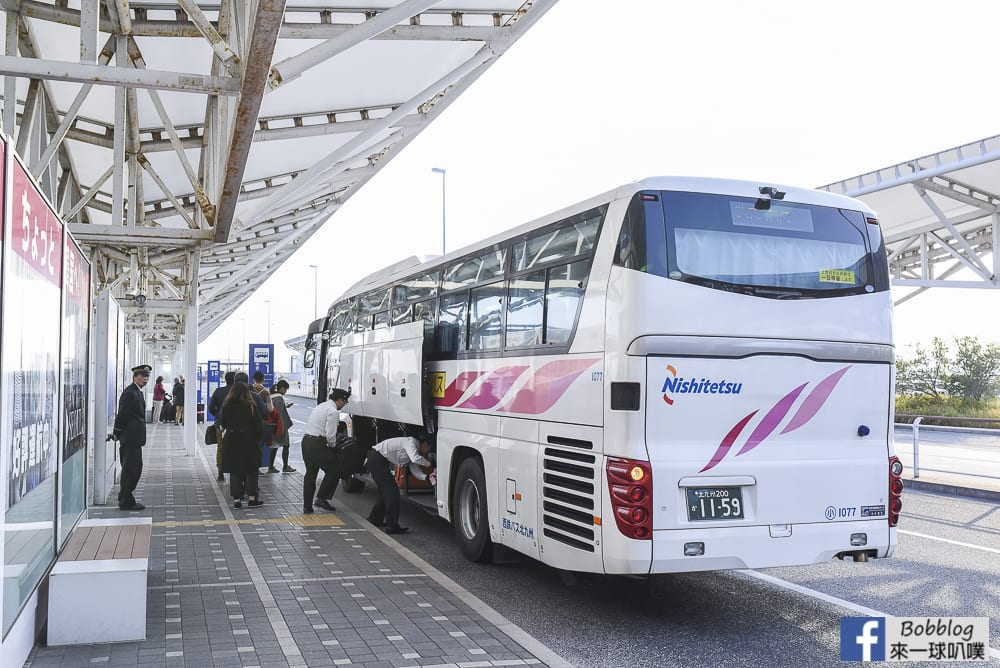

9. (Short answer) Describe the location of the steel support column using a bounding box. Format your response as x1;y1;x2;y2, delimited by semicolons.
182;254;200;457
92;286;113;504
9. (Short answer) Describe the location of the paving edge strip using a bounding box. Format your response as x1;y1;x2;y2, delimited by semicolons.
193;442;306;665
335;503;574;668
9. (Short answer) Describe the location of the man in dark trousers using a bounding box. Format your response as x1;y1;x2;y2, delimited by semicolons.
208;371;235;481
365;433;434;534
300;389;350;514
114;364;151;510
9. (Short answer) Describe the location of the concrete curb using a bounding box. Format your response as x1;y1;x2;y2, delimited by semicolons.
904;478;1000;503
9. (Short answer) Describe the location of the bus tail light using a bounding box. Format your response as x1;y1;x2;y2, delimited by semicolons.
888;456;903;527
607;457;652;540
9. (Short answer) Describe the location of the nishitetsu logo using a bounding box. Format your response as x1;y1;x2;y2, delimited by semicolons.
661;364;743;406
699;366;851;472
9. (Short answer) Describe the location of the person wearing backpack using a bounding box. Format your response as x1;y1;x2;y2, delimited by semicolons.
300;389;350;514
208;371;235;481
259;389;283;472
268;379;296;473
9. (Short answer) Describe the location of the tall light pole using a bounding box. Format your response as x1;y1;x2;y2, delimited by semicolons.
309;264;318;319
264;300;271;344
431;167;446;255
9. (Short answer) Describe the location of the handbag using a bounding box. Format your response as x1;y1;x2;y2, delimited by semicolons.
205;424;219;445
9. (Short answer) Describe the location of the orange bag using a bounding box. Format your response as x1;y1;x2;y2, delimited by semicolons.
395;463;434;491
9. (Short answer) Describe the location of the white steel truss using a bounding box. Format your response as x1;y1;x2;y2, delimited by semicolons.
0;0;557;356
820;134;1000;305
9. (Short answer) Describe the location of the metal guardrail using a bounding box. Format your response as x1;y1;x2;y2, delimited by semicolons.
895;414;1000;427
896;415;1000;482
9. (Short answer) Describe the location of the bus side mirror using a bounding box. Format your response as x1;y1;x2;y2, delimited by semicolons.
303;349;315;369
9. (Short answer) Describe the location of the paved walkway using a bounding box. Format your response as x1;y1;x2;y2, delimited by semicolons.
26;424;565;668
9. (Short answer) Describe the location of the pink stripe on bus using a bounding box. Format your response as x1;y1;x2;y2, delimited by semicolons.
498;358;600;415
457;366;530;409
434;371;485;407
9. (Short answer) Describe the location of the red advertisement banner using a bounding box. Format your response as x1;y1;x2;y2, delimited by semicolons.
64;233;90;308
11;156;62;287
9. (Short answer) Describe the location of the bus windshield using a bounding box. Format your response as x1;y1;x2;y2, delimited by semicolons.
616;190;888;298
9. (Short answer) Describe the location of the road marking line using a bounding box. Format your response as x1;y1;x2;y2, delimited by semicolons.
899;529;1000;554
740;570;1000;660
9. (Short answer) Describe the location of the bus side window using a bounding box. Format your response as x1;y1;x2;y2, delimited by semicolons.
615;192;667;277
469;282;503;351
546;260;587;345
392;305;413;325
506;270;544;348
437;291;468;354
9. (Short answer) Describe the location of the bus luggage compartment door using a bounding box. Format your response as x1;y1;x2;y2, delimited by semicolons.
349;322;425;424
645;354;891;535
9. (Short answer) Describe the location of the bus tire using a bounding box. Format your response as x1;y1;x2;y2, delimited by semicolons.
453;458;493;563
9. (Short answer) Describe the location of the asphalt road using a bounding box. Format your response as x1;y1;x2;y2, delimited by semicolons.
283;401;1000;667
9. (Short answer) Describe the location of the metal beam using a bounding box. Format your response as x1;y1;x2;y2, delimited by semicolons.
0;54;240;95
268;0;443;89
176;0;241;75
203;201;337;302
213;0;287;243
18;1;511;41
242;46;495;229
67;224;213;245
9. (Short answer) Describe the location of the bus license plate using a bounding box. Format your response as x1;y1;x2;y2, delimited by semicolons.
686;487;744;521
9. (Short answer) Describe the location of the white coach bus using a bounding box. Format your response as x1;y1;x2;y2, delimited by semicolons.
303;176;902;574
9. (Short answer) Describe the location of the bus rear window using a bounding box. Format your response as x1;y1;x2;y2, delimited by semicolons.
615;190;889;298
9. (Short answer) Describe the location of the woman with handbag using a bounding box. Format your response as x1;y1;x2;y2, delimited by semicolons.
151;376;166;423
268;380;295;473
259;389;283;473
218;381;265;508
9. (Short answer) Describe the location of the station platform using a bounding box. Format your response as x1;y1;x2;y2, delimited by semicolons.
25;424;563;668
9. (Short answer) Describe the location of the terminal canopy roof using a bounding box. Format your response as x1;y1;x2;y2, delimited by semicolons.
820;134;1000;305
0;0;556;357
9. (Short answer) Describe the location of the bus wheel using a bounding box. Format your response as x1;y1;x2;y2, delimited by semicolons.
453;458;493;563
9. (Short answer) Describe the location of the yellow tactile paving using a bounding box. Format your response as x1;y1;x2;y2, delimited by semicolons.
284;513;346;527
153;518;288;527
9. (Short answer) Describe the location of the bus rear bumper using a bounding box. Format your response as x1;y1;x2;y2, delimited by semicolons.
649;519;893;573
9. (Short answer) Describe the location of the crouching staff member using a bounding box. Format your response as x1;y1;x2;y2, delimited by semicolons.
365;433;434;534
301;388;350;514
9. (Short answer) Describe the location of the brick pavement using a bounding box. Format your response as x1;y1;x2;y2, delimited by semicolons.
25;424;564;668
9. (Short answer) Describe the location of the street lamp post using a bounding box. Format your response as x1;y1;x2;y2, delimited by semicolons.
309;264;318;319
431;167;446;255
264;300;271;344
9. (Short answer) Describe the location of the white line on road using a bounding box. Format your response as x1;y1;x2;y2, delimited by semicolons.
740;570;1000;661
899;529;1000;554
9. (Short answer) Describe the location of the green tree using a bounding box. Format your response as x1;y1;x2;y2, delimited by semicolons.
896;337;950;398
949;336;1000;401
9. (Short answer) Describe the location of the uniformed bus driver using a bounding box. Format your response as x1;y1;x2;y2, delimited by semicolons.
300;388;351;514
113;364;151;511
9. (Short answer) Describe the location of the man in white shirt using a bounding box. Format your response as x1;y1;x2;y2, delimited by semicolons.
300;388;350;514
365;433;434;534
